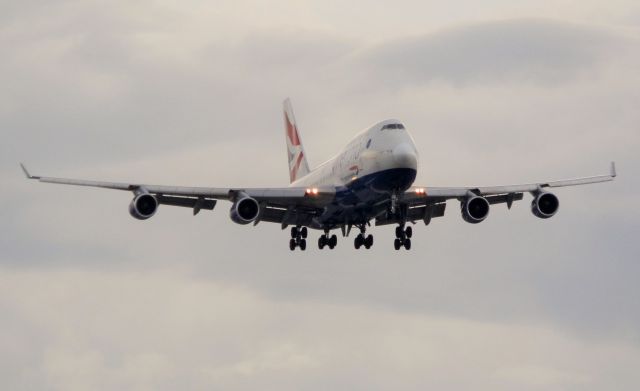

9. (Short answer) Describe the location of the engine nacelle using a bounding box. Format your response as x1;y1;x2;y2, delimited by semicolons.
531;192;559;219
461;196;490;224
230;196;260;225
129;193;158;220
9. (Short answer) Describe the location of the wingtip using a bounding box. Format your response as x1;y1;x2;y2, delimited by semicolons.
610;161;617;178
20;163;39;179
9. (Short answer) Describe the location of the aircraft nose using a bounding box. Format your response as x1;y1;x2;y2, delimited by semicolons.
392;143;418;169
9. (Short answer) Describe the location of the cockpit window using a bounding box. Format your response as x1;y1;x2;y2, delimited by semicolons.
366;139;372;148
381;123;405;130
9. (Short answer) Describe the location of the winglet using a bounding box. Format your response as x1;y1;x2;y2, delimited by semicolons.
20;163;40;179
610;161;617;178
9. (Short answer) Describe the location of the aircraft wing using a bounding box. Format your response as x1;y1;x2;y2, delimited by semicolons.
20;164;334;226
390;162;616;225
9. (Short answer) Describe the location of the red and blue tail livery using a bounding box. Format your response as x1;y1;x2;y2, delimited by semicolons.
284;98;310;183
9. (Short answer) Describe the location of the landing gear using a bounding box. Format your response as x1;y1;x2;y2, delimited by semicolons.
291;226;307;239
289;226;308;251
395;225;412;239
354;235;363;249
353;226;374;249
318;230;337;250
394;224;412;251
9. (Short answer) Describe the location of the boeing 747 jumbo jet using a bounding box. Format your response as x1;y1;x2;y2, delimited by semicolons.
22;99;616;251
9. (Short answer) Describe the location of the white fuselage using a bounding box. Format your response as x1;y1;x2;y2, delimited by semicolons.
290;119;419;191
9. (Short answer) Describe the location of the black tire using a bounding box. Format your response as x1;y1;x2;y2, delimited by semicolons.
404;238;411;250
405;226;412;239
394;238;401;250
289;238;296;251
395;226;403;238
301;227;308;239
330;235;337;249
354;235;362;249
318;236;325;249
365;234;373;249
291;227;298;238
300;239;307;251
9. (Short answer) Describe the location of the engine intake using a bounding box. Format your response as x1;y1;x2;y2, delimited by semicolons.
461;196;490;224
230;196;260;224
129;193;158;220
531;192;559;219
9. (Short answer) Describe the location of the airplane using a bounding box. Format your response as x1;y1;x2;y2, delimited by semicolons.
21;99;617;251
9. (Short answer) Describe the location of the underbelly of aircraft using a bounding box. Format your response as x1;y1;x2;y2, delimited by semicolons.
314;168;417;227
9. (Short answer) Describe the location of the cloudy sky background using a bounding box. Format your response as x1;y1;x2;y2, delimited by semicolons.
2;1;640;389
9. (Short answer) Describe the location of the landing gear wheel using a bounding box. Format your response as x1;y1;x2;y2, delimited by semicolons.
395;226;403;239
289;238;296;251
405;226;412;239
299;239;307;251
403;238;411;250
394;238;402;250
329;235;337;249
290;227;299;239
354;234;364;249
301;227;308;239
318;236;325;249
364;234;373;249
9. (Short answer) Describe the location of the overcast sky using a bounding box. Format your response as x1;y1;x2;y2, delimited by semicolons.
2;1;640;390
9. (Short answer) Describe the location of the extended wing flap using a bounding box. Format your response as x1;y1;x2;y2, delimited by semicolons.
414;162;616;200
376;202;447;226
21;165;335;212
156;195;216;213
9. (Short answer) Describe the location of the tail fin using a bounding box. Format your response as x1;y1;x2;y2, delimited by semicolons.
283;98;310;183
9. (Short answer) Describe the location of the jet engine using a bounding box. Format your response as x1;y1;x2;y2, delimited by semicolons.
461;195;490;224
531;192;559;219
230;196;260;225
129;193;158;220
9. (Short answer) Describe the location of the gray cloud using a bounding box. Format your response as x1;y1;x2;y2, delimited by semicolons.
2;2;640;390
1;268;639;390
356;19;634;87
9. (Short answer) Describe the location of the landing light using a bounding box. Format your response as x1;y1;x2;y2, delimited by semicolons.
415;188;426;195
305;188;319;196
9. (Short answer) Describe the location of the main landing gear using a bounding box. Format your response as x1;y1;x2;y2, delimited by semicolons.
354;226;374;250
289;226;308;251
318;230;338;250
394;225;412;250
